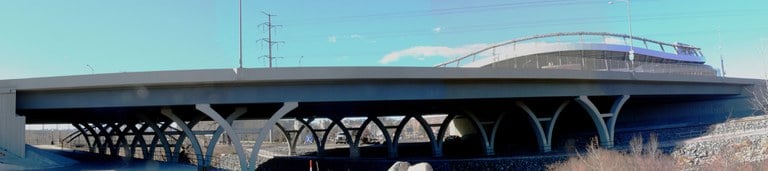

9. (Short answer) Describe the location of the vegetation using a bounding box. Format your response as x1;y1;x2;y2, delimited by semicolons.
548;134;676;171
750;79;768;115
548;134;768;171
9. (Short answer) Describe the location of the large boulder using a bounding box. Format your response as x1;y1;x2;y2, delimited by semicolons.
388;161;433;171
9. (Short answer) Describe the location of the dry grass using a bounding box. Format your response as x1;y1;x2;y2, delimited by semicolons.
548;134;677;171
750;79;768;115
548;133;768;171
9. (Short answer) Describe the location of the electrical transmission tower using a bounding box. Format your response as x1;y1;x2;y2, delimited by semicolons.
259;12;283;68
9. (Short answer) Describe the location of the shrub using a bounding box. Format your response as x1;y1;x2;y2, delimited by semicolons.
548;135;677;171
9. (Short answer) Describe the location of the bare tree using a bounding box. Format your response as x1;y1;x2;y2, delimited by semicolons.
749;78;768;115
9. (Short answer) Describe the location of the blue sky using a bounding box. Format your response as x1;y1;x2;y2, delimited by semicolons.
1;0;767;79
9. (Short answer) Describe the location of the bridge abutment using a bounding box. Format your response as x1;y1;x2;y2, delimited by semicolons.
0;89;25;158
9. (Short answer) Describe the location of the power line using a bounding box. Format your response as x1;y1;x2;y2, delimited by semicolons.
284;0;590;26
259;12;284;68
285;8;764;41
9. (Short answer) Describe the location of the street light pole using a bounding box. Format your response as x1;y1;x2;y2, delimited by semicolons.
238;0;243;69
610;0;634;72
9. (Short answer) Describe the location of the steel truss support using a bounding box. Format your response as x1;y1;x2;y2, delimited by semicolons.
295;118;324;156
89;123;112;155
62;131;81;144
461;111;504;156
434;114;456;157
107;123;130;157
196;105;248;169
126;123;150;159
160;108;205;167
97;123;120;156
92;123;117;156
412;115;439;156
390;115;411;158
390;114;442;157
274;121;305;156
351;116;392;158
326;117;356;157
138;115;173;161
247;102;298;171
574;95;630;148
164;111;205;163
516;100;570;152
316;117;348;156
72;123;94;153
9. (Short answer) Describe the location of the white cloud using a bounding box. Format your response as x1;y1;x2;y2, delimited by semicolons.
328;36;337;43
378;44;490;64
433;27;442;33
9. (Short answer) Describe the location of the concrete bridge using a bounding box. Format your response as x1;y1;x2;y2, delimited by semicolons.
0;67;761;170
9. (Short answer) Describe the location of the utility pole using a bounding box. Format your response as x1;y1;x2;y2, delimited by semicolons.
238;0;243;69
259;12;283;68
718;27;726;77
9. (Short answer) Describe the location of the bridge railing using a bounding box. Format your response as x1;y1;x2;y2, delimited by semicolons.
435;32;705;70
478;54;717;77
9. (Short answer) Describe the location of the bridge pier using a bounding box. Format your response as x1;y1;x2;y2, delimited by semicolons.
326;117;357;158
295;117;325;156
391;115;411;157
574;95;630;148
247;102;298;171
71;123;94;153
126;123;149;159
138;116;173;161
0;89;25;158
91;123;118;156
196;105;248;168
274;121;305;156
107;123;130;157
516;100;570;152
160;108;205;166
434;114;456;157
351;116;393;158
81;123;107;155
460;111;504;156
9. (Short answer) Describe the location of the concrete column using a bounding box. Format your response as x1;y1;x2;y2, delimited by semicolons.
289;125;305;156
126;124;149;159
412;115;439;157
165;113;204;163
462;111;494;156
367;117;394;158
93;123;119;156
108;123;130;157
72;123;94;153
326;117;356;158
488;113;506;154
574;95;630;148
295;118;323;156
247;102;298;171
516;101;570;152
196;105;247;168
160;108;205;167
90;123;113;155
139;116;173;161
0;89;25;158
274;123;301;155
434;114;456;157
391;115;412;158
319;121;337;156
